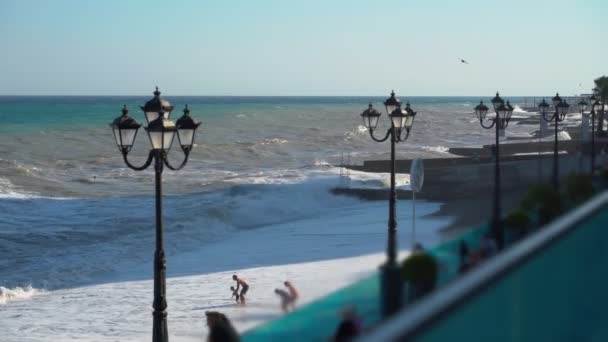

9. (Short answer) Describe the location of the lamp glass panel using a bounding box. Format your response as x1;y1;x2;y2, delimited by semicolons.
391;115;404;128
579;103;588;113
498;109;508;120
368;115;380;130
404;115;415;128
148;131;163;150
177;128;195;147
112;127;122;147
385;105;396;115
146;112;161;123
163;131;176;150
120;128;137;147
595;103;603;112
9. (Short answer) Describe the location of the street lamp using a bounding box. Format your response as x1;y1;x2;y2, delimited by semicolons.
474;92;513;249
360;90;417;317
579;98;595;174
539;93;569;188
110;87;201;342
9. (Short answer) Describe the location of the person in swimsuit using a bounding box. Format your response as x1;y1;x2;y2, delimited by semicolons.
232;275;249;305
283;281;299;310
274;288;292;313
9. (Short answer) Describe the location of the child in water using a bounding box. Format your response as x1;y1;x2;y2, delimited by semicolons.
230;286;240;303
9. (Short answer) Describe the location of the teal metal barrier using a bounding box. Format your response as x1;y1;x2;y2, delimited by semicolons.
362;191;608;341
243;223;489;341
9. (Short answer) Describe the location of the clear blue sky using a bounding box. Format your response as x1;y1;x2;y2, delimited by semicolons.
0;0;606;96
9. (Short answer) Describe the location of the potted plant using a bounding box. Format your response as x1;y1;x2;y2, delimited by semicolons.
563;173;595;208
401;252;438;303
521;184;561;226
504;209;531;242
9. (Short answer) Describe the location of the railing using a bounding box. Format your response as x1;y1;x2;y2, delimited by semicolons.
520;96;586;113
359;191;608;341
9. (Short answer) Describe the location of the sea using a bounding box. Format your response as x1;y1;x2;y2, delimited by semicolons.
0;95;541;298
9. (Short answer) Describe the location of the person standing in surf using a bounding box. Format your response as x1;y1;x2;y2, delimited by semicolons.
274;288;292;313
283;281;299;310
232;275;249;305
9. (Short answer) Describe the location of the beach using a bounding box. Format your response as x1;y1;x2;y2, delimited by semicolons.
0;179;450;341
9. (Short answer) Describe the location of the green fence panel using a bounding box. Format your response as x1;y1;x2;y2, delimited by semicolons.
417;209;608;342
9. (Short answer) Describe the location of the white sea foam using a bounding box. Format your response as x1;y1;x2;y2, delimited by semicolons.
421;145;450;154
513;105;529;113
0;285;43;305
0;177;39;199
0;192;449;341
343;170;411;189
259;138;288;145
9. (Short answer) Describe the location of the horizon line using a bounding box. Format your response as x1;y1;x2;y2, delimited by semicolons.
0;94;587;98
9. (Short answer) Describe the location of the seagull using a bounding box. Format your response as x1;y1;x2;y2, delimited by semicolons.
458;58;469;64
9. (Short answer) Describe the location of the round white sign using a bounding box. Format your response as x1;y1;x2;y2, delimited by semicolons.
410;158;424;192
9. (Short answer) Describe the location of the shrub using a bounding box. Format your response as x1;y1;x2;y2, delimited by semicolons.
505;209;531;240
563;174;595;207
401;252;438;300
521;184;561;225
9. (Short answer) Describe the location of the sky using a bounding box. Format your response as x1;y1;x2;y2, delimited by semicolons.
0;0;606;96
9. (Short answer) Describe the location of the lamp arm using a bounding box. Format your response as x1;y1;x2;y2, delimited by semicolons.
163;149;190;171
369;128;391;142
122;150;155;171
396;128;411;142
479;118;496;129
542;111;556;123
500;118;510;130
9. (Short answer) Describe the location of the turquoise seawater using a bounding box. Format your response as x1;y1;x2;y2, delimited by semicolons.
0;94;538;291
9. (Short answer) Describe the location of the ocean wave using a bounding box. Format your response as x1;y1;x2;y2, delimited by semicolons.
421;145;450;154
258;138;288;145
343;125;368;141
0;177;39;199
0;285;43;305
513;105;529;113
0;172;363;289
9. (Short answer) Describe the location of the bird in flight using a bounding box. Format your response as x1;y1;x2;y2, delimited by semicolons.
458;58;469;64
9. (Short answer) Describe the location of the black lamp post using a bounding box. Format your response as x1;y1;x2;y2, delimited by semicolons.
539;93;569;188
360;90;416;317
579;98;595;173
590;94;604;173
110;87;201;342
474;92;513;249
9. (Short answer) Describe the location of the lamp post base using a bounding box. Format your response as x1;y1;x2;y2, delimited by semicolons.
380;262;403;317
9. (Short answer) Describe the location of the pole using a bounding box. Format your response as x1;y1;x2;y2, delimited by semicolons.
152;151;169;342
591;110;596;173
537;119;542;183
380;126;402;317
412;190;416;247
493;118;503;249
553;112;559;188
388;127;397;265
